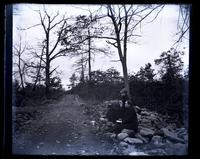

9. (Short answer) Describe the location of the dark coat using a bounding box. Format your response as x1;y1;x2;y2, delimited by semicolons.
106;104;124;122
122;107;138;132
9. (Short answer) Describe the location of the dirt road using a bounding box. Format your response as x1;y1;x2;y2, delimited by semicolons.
13;95;122;155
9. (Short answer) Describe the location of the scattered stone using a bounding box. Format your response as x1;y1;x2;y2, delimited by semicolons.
140;111;149;116
124;137;143;144
150;135;164;148
56;140;61;143
105;132;116;138
135;133;149;143
161;128;185;143
122;145;136;154
119;141;129;148
117;133;129;140
140;127;155;137
176;128;188;140
110;133;117;138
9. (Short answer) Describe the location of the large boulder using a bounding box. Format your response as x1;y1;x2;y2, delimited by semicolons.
134;133;149;143
150;135;164;148
117;132;129;140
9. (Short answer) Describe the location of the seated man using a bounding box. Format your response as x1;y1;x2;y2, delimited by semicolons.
106;101;124;123
120;88;129;107
109;100;138;134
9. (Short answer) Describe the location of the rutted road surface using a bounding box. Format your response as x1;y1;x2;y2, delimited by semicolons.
13;95;123;155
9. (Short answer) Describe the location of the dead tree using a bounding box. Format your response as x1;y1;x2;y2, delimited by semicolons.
22;7;74;97
25;45;46;91
13;35;28;91
96;4;164;97
63;13;111;83
72;52;88;83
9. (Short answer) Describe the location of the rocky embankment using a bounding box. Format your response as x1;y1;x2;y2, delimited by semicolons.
86;100;188;155
12;96;188;155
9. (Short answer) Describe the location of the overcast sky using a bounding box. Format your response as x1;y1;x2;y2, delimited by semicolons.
13;4;189;90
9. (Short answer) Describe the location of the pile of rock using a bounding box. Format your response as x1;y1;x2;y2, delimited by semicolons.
98;100;188;155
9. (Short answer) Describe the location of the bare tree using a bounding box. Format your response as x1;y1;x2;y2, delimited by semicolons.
62;12;111;83
72;52;88;83
13;35;28;91
96;4;164;97
25;45;46;91
22;6;75;96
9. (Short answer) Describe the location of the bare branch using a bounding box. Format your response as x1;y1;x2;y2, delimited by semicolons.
18;23;41;30
90;35;117;41
110;59;120;62
39;10;47;34
50;11;59;23
50;17;68;30
49;20;66;56
131;5;162;30
25;63;46;69
49;48;69;61
172;27;189;47
106;40;118;48
147;5;165;23
49;66;59;76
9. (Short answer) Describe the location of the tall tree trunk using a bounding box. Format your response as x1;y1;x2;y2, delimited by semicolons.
33;49;44;91
81;59;85;83
88;29;91;83
45;32;50;97
46;59;50;97
18;54;24;90
19;70;24;90
121;58;130;97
